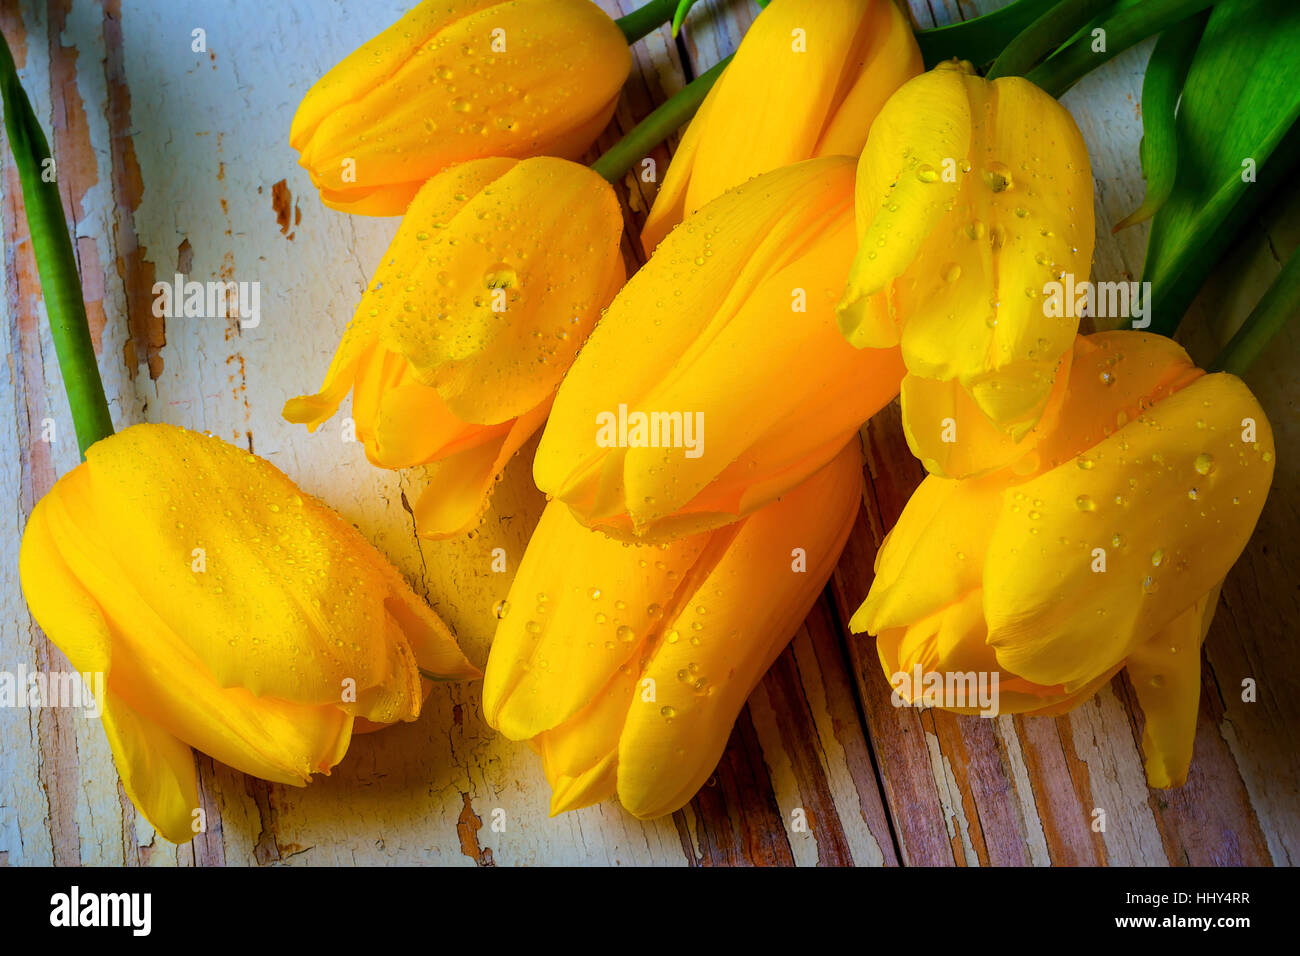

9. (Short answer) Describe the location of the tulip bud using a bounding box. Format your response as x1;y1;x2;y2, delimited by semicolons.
292;0;632;215
853;332;1274;788
284;156;625;538
837;61;1095;480
19;424;477;844
641;0;921;252
485;440;863;818
535;156;904;541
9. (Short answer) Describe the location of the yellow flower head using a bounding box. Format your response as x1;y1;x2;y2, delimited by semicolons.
838;61;1095;479
284;156;625;538
19;424;476;844
485;440;863;818
291;0;631;215
535;156;904;541
852;332;1275;787
641;0;921;252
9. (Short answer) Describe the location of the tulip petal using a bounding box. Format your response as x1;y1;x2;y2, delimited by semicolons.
283;160;518;432
100;693;204;845
483;500;724;740
293;0;631;215
874;589;1122;716
411;397;552;539
838;64;971;347
616;441;863;818
642;0;921;252
900;350;1070;478
985;374;1274;688
1127;583;1220;788
839;63;1094;476
537;157;900;539
374;157;624;425
852;475;997;635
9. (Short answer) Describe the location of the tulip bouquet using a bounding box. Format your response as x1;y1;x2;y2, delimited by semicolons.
5;0;1298;848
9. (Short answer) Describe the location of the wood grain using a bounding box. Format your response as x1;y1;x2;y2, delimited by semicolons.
0;0;1295;866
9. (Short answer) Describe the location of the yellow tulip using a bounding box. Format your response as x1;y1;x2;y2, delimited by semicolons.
485;440;863;818
837;60;1095;480
284;156;625;538
18;424;477;844
291;0;631;215
852;331;1275;787
534;156;905;541
641;0;921;252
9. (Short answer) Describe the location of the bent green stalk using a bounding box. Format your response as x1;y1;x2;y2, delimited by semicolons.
617;0;686;44
590;55;731;183
986;0;1115;80
1027;0;1220;98
1210;245;1300;376
915;0;1061;68
0;31;113;458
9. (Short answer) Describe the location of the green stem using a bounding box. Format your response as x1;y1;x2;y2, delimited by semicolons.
987;0;1116;80
616;0;678;44
0;31;113;458
1210;244;1300;376
1027;0;1220;98
915;0;1062;68
590;55;731;183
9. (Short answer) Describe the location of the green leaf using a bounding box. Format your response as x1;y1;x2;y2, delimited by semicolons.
1140;0;1300;334
987;0;1116;79
1027;0;1218;98
915;0;1063;69
1113;10;1209;231
0;30;114;456
1211;241;1300;375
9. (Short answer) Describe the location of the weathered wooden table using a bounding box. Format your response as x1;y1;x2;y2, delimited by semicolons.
1;0;1296;866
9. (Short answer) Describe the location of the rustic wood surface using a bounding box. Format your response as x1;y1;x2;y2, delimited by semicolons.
1;0;1296;867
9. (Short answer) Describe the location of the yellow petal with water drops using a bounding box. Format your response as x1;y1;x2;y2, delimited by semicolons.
851;474;998;636
282;158;518;433
292;0;631;216
19;424;476;841
1029;331;1203;470
370;382;510;470
899;76;1092;395
642;0;921;253
88;425;471;703
20;495;201;845
899;351;1070;479
638;87;714;255
839;64;1094;475
375;157;624;426
985;373;1274;689
619;196;858;531
411;398;552;539
838;62;971;348
534;664;639;799
537;157;894;540
874;589;1121;717
483;500;723;741
1127;583;1220;788
615;441;863;819
27;465;353;789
